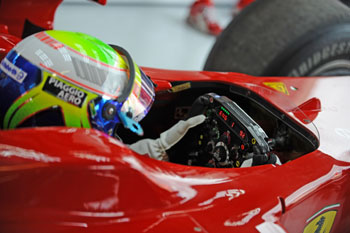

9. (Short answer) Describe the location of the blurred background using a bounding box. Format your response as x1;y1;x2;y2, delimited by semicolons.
54;0;236;70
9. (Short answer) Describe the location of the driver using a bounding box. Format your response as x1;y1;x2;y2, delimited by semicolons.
0;30;205;160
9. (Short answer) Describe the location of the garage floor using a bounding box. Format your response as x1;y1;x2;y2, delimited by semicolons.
54;1;234;70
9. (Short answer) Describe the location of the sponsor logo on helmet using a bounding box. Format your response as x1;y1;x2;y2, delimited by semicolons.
35;32;64;50
43;76;87;108
0;58;28;83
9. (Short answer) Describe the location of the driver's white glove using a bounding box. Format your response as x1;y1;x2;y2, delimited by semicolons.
129;115;206;160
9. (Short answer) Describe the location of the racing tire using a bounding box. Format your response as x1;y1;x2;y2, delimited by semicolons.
204;0;350;76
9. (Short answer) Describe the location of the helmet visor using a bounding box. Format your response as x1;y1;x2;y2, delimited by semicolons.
121;67;155;122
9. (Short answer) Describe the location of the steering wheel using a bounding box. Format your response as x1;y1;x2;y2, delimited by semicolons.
168;93;274;168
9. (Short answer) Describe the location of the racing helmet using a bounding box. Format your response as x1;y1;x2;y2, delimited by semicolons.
0;30;155;136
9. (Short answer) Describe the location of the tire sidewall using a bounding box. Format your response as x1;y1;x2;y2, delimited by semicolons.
271;23;350;76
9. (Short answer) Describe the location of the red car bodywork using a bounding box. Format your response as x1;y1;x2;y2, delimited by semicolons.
0;1;349;233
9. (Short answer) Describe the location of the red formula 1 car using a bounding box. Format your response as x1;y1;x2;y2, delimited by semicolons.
0;0;350;233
